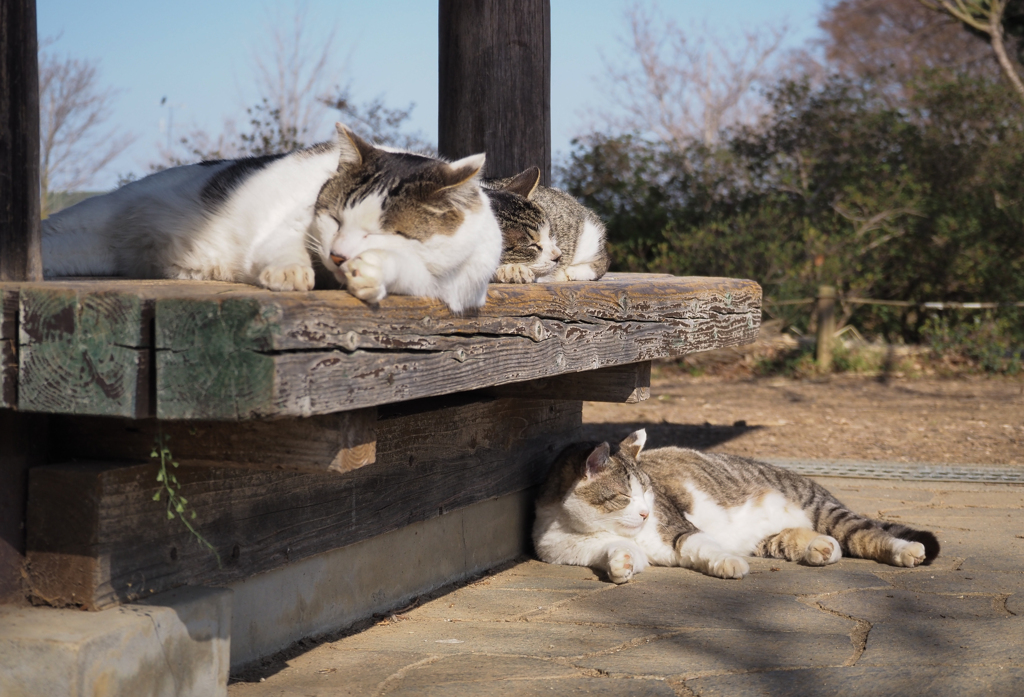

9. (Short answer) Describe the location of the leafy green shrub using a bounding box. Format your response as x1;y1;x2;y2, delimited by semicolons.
921;313;1024;374
559;71;1024;344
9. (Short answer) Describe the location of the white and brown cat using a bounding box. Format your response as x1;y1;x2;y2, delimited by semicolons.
42;124;502;312
534;430;940;583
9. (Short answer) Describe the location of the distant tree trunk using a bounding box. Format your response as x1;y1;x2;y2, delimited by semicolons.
0;0;43;281
919;0;1024;104
438;0;551;185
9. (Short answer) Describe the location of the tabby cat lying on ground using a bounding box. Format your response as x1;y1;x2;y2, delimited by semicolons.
534;430;940;583
484;167;609;283
42;123;502;312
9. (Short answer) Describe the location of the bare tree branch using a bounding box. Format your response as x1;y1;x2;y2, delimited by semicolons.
38;50;135;215
919;0;1024;102
251;1;341;142
594;2;790;148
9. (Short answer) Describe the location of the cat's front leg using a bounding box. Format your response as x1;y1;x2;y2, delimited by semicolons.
341;251;390;303
605;542;648;584
493;263;535;284
258;264;316;292
677;532;749;580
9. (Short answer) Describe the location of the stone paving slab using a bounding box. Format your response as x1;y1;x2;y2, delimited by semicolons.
687;665;1024;697
228;476;1024;696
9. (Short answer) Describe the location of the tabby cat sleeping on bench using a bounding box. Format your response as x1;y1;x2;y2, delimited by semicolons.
534;429;939;583
485;167;610;284
42;123;502;313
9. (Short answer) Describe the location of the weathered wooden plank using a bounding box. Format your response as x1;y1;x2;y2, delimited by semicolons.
157;308;757;419
0;0;43;283
1;288;18;408
439;0;551;184
49;407;378;475
2;274;761;419
27;397;582;609
17;285;152;417
485;361;651;403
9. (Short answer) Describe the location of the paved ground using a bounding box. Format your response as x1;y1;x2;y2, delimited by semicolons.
229;476;1024;696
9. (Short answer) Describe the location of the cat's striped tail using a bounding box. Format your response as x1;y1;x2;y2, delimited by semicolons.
820;504;940;567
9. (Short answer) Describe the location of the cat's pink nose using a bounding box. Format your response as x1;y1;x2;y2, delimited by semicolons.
639;509;649;520
329;253;346;267
551;247;562;261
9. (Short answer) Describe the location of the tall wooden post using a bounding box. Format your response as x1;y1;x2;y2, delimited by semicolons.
0;0;43;282
816;285;836;372
438;0;551;185
1;0;44;605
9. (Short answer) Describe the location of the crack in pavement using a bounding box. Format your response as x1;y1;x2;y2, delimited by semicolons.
797;594;873;666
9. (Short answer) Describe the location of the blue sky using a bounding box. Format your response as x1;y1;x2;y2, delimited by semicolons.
38;1;827;189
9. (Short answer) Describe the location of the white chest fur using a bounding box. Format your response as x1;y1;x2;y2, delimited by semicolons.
683;486;814;555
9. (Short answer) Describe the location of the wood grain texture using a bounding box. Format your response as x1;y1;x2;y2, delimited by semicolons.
28;397;582;609
0;0;43;282
485;361;651;403
1;288;17;408
17;285;152;417
49;407;378;474
1;274;761;419
439;0;551;184
154;275;760;419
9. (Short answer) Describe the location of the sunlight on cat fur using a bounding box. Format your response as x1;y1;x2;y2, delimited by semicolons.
533;429;938;583
42;123;502;312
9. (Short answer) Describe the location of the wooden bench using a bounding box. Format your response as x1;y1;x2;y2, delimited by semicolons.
1;273;760;613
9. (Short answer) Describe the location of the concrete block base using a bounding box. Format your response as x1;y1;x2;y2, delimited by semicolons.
229;488;533;668
0;489;532;688
0;585;231;697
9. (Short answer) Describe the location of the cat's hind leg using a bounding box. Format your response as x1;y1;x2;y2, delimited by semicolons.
676;532;749;580
756;528;842;566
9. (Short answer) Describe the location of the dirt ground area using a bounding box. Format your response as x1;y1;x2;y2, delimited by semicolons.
583;369;1024;466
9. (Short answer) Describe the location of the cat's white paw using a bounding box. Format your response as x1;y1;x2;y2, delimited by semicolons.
259;264;315;292
607;547;638;584
543;268;572;283
493;263;535;284
708;554;749;580
343;252;387;304
804;535;842;566
892;540;927;567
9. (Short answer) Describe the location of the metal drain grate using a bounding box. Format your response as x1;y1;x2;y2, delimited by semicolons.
765;458;1024;484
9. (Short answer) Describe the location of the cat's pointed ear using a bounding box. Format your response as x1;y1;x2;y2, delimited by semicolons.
584;442;611;480
335;122;374;170
499;167;541;199
620;429;647;459
436;153;486;192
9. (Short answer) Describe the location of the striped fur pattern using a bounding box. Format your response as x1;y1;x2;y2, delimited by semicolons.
533;429;939;583
43;123;502;312
484;167;609;283
483;172;559;283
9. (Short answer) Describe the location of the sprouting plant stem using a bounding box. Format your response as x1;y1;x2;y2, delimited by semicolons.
151;431;222;568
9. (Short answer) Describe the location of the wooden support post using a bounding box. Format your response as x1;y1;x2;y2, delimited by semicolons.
816;285;836;372
0;0;43;282
438;0;551;184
